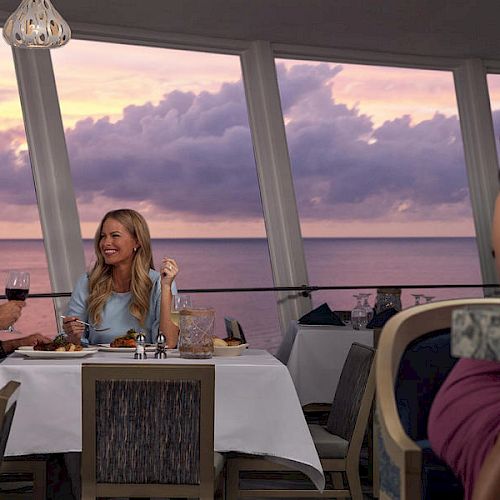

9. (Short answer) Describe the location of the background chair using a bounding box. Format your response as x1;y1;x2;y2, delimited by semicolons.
376;297;500;500
81;363;223;500
227;342;375;499
0;380;47;500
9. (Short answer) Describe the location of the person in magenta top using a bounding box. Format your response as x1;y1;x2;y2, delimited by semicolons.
428;193;500;500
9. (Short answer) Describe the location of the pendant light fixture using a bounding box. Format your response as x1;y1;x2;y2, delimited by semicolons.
3;0;71;49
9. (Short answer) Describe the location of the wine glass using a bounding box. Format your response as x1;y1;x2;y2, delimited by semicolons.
351;294;367;330
170;294;192;327
359;293;374;323
4;271;30;332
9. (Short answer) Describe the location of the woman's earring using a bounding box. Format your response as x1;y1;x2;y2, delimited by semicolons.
133;247;137;252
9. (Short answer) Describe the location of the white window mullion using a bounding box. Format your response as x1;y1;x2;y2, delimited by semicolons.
241;41;311;334
454;59;499;292
12;47;85;319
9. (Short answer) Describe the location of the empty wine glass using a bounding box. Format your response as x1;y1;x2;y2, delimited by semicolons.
4;271;30;333
359;293;374;323
351;294;367;330
170;294;192;327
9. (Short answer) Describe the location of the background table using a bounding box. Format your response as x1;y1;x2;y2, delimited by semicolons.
286;323;373;405
0;348;324;490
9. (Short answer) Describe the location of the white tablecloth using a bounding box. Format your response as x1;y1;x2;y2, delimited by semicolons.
287;323;373;405
0;348;324;490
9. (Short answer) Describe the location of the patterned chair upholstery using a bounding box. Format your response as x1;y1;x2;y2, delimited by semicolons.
376;298;500;500
81;363;220;499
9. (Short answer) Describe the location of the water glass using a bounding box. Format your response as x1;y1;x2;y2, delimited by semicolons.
170;294;192;327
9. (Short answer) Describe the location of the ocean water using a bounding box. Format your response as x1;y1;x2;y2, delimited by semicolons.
0;238;484;353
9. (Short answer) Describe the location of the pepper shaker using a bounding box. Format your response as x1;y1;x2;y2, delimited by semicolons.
155;331;167;359
134;332;147;359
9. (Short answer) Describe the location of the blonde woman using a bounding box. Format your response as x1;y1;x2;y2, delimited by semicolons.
63;209;179;347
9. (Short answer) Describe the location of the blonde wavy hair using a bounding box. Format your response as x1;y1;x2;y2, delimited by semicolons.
87;209;155;327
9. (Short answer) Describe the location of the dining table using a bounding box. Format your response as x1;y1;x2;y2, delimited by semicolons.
286;322;374;405
0;347;325;491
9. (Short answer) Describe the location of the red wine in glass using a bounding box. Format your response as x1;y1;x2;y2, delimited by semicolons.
4;271;30;332
5;288;29;301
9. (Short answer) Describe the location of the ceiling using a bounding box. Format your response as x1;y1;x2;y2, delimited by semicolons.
0;0;499;61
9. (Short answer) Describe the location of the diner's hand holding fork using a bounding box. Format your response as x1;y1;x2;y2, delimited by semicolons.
62;315;86;343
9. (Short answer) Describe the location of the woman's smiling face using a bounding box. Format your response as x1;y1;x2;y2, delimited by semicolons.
99;217;138;268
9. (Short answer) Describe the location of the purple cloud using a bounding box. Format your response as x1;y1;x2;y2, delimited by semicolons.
0;62;478;225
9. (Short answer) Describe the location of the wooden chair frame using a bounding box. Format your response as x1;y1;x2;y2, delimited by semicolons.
0;380;47;500
226;347;375;499
376;297;500;500
81;363;215;499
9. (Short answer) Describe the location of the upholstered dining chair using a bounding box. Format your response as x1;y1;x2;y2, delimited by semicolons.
376;298;500;500
226;342;375;500
0;380;47;500
81;363;223;500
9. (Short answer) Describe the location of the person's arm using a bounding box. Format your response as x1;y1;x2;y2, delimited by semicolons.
63;274;89;342
159;258;179;348
492;193;500;280
0;301;25;330
0;333;52;357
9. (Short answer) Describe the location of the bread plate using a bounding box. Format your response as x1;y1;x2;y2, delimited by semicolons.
213;343;249;357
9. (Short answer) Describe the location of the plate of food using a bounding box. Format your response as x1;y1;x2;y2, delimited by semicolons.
15;346;98;358
15;335;97;358
97;344;157;352
97;329;157;352
213;337;249;356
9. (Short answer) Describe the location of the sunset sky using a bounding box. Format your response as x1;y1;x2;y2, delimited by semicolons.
1;38;500;239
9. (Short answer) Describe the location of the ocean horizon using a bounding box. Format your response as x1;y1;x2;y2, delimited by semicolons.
0;236;484;352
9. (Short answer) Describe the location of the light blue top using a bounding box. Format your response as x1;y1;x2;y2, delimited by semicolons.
66;269;177;344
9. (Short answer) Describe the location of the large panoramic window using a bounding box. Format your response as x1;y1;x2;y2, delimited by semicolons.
276;60;481;311
52;41;281;350
0;37;56;335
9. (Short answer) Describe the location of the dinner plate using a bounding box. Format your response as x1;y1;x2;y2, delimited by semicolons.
15;347;98;358
213;343;249;356
97;344;158;352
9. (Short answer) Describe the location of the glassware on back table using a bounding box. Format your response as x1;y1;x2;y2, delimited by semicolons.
351;295;367;330
359;293;374;323
178;307;215;359
170;294;192;327
4;271;30;333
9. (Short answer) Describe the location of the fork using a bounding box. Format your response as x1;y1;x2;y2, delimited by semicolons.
60;315;110;332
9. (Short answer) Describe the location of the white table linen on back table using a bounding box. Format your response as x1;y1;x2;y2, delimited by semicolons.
0;349;324;491
287;323;373;405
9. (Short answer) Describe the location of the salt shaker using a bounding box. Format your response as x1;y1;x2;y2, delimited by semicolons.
134;332;147;359
155;331;167;359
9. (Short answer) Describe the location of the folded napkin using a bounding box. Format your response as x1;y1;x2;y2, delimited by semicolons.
299;303;345;326
366;307;399;329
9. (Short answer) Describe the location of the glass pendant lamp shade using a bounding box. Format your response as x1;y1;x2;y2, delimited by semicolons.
3;0;71;49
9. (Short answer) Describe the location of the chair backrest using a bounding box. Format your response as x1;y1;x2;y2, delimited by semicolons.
395;328;457;440
376;298;500;500
81;363;215;499
326;342;375;442
0;381;20;461
275;320;299;364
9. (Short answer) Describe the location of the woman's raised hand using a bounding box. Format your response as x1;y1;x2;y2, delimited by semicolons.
62;316;85;338
161;257;178;286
